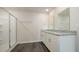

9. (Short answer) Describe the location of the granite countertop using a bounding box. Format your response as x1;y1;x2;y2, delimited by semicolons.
41;30;76;36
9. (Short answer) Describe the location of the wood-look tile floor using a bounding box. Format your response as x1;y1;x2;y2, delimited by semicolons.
11;42;50;52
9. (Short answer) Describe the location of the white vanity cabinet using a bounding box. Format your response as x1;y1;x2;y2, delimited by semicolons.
46;33;58;52
41;32;48;46
49;34;59;52
41;31;76;52
42;32;58;52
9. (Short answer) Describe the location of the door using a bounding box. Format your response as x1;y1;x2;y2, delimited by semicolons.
9;15;16;47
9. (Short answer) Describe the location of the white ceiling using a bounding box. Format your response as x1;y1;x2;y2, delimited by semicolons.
5;7;55;13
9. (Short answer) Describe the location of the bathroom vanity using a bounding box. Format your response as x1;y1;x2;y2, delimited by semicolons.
41;30;76;52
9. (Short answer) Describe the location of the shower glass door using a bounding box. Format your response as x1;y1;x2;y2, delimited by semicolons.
9;15;17;47
0;8;17;52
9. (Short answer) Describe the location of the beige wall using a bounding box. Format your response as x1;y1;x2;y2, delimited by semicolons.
70;7;79;51
5;8;48;43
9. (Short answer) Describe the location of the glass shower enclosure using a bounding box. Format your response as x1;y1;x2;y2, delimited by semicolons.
0;8;17;52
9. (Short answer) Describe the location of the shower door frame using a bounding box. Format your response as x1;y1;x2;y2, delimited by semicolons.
9;13;17;48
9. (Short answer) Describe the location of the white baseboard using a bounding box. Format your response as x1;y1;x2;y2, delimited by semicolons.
18;40;42;44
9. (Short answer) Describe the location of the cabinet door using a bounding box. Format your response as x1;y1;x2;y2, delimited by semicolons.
42;32;48;46
0;8;9;51
59;36;75;52
46;34;51;50
41;32;49;49
45;33;49;47
41;32;45;43
9;15;16;47
49;34;58;52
